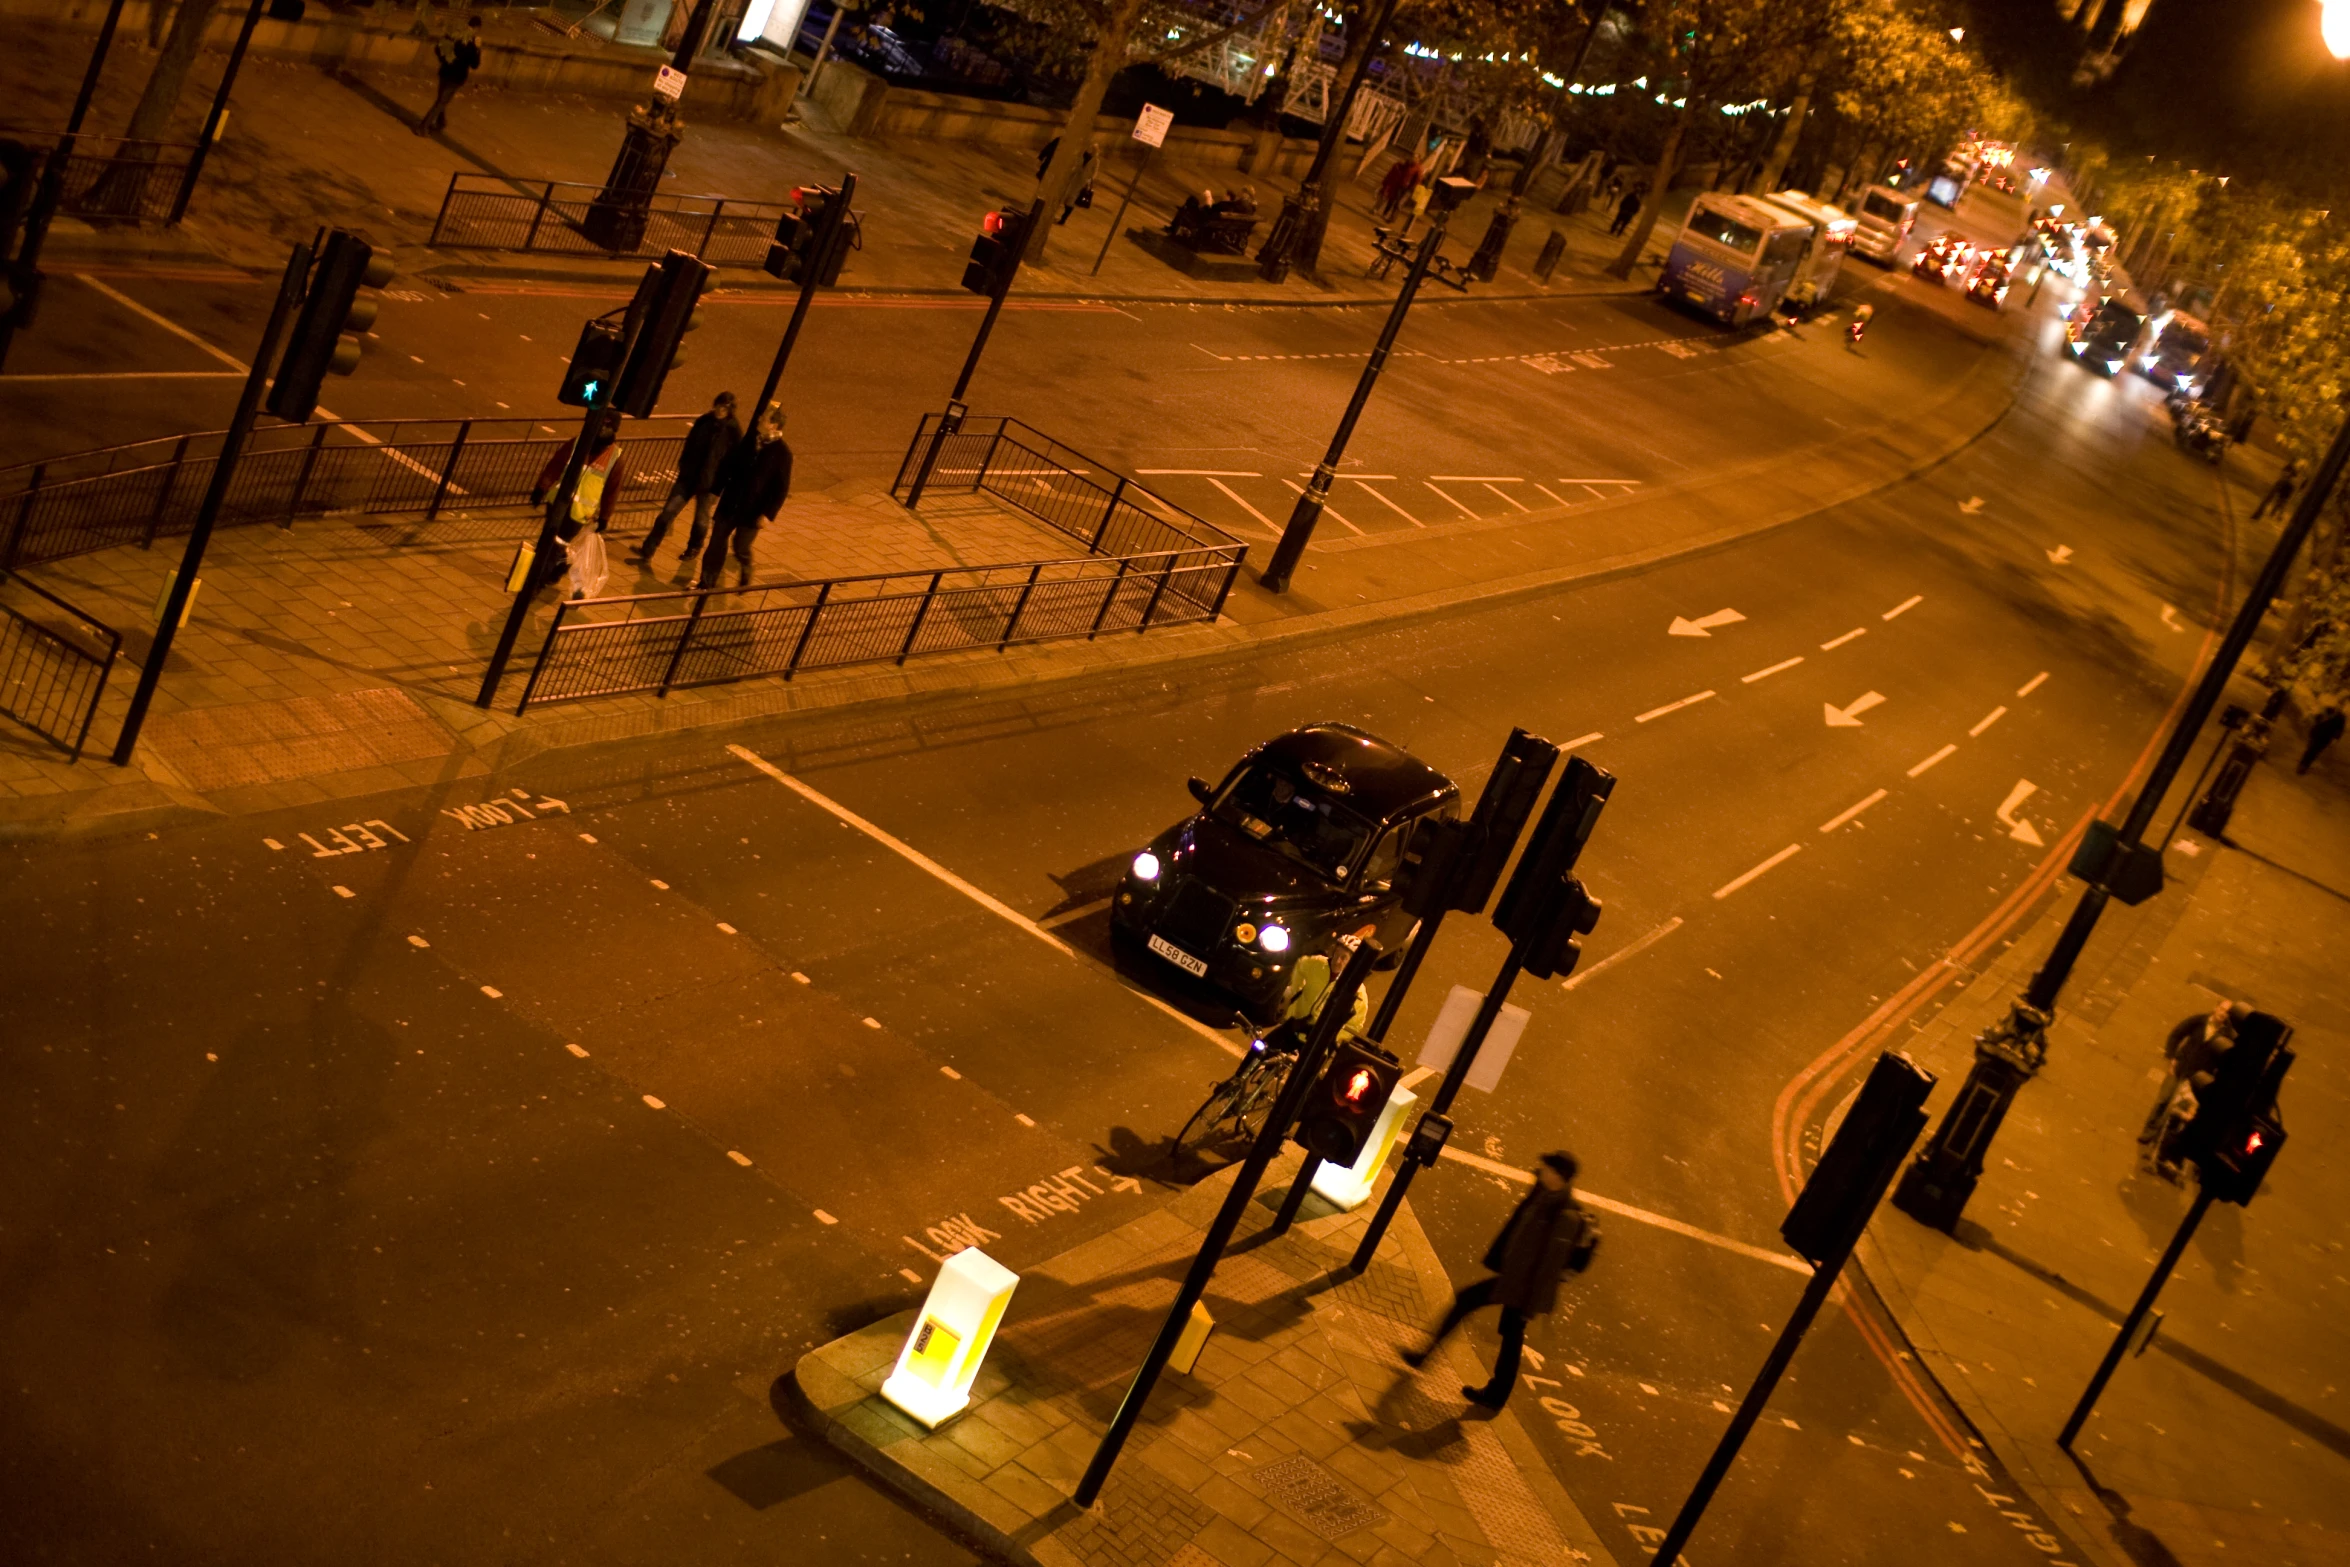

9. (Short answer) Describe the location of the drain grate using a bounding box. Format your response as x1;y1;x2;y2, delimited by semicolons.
1250;1454;1387;1540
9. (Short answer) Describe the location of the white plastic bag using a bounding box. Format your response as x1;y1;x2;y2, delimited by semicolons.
565;528;609;600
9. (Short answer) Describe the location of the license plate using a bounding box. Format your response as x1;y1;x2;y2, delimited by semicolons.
1148;934;1208;977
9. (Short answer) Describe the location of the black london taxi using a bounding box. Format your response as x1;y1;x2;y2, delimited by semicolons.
1112;723;1459;1019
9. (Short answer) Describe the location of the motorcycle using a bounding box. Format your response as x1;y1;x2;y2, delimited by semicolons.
2173;404;2228;465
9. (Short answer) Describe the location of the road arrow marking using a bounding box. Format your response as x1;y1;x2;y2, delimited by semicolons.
1996;779;2044;846
1670;608;1747;637
2047;545;2073;564
1824;691;1887;727
1959;497;1985;514
2160;603;2187;632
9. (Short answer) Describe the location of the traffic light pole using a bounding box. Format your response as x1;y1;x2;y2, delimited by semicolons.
904;198;1044;510
1650;1114;1914;1567
1260;203;1458;593
1266;899;1451;1236
112;240;308;766
0;0;127;373
475;403;602;709
1893;404;2350;1233
1074;939;1381;1508
1348;948;1525;1273
166;0;266;226
2056;1186;2212;1451
750;171;857;430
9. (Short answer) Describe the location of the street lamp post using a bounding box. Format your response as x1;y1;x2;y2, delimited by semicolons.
1259;176;1473;593
1892;404;2350;1231
584;0;724;254
1255;0;1401;283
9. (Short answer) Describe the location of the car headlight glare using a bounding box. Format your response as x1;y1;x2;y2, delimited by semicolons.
1259;924;1291;954
1131;851;1160;882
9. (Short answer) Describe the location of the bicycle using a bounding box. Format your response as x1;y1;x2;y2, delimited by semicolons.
1174;1018;1303;1158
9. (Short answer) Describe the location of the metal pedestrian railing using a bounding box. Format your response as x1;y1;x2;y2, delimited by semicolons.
427;172;793;265
0;572;120;761
0;130;202;226
518;416;1248;711
0;414;695;571
516;547;1245;712
890;414;1243;561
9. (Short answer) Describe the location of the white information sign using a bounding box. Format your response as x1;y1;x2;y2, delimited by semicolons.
1416;983;1530;1094
881;1247;1019;1429
653;64;689;101
1133;104;1174;148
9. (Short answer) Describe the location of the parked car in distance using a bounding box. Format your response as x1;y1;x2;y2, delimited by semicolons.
1112;723;1459;1019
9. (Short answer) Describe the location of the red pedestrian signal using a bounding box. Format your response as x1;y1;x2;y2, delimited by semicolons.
1296;1039;1400;1166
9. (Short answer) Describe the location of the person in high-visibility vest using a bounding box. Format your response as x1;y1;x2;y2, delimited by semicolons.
529;413;627;589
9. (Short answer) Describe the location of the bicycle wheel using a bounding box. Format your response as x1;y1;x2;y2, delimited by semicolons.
1175;1075;1246;1155
1226;1051;1296;1141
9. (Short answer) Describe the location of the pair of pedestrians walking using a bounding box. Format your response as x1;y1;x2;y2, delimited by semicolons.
1404;1151;1597;1410
628;393;794;588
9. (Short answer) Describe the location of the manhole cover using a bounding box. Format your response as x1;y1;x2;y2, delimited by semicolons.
145;687;453;790
1250;1454;1387;1540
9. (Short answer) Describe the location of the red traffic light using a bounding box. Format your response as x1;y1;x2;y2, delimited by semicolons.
2244;1128;2266;1155
1340;1066;1375;1105
982;209;1010;237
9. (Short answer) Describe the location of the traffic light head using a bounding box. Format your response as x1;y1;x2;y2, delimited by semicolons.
1296;1040;1401;1166
266;230;394;423
611;249;712;418
1495;756;1613;949
961;207;1030;297
1450;728;1560;915
1516;875;1602;981
558;314;627;408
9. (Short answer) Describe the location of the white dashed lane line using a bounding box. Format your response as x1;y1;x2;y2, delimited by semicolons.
1713;843;1803;900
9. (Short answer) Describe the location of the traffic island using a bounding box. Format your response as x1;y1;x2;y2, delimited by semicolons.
789;1149;1618;1567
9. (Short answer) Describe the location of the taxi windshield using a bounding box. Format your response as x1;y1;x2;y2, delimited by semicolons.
1213;764;1377;882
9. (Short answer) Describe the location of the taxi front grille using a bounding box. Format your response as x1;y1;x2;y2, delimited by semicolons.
1158;879;1234;953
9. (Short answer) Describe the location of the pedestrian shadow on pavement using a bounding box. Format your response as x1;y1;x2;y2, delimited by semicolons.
327;69;538;193
2060;1446;2191;1567
1955;1218;2350;1464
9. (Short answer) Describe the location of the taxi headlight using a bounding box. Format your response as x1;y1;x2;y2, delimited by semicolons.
1259;924;1291;954
1131;851;1160;882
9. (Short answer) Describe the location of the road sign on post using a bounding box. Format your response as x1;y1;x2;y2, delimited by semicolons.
1092;105;1172;277
1652;1052;1934;1567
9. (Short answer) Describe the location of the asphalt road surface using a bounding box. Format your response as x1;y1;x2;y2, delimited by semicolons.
0;203;2256;1564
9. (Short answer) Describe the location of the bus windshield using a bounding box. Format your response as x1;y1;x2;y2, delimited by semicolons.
1685;206;1763;257
1862;192;1909;223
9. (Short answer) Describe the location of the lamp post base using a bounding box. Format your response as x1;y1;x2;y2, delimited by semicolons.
585;103;683;254
1891;1002;2048;1232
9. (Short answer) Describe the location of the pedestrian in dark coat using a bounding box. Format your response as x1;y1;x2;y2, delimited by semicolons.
2301;706;2346;774
417;15;483;136
1609;189;1642;236
697;406;792;589
2139;1002;2243;1148
634;391;739;563
2253;458;2302;520
1405;1151;1594;1409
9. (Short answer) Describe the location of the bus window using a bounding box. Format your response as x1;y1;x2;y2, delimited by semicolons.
1764;228;1810;266
1686;207;1763;257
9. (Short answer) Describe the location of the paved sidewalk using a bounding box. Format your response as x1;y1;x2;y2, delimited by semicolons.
1857;732;2350;1566
4;14;1676;305
791;1146;1618;1567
